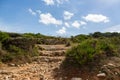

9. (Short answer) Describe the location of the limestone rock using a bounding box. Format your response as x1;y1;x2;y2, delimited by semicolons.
71;77;82;80
97;73;106;78
22;77;30;80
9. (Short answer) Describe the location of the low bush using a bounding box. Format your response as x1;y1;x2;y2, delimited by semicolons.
0;45;38;63
2;38;37;51
66;39;116;65
0;31;10;42
0;38;38;64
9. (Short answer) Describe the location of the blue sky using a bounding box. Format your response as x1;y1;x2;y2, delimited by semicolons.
0;0;120;37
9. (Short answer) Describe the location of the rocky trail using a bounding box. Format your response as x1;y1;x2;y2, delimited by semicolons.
0;45;69;80
0;45;120;80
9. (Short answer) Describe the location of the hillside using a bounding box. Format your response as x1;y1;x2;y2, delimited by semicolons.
0;31;120;80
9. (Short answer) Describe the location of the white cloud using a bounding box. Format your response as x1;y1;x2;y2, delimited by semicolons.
56;0;63;4
36;10;41;14
43;0;54;5
43;0;69;6
64;22;70;27
72;21;87;28
56;27;66;34
56;0;69;4
28;8;36;16
83;14;109;23
80;21;87;25
39;13;62;25
72;21;81;28
104;25;120;32
64;11;74;20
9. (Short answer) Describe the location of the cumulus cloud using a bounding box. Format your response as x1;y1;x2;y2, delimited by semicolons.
104;25;120;32
43;0;69;6
72;21;86;28
83;14;109;23
72;21;81;28
39;13;62;25
43;0;54;5
64;11;74;20
28;8;36;16
56;27;66;34
64;22;70;27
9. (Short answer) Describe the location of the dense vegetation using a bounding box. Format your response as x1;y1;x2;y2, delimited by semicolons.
0;32;38;64
0;31;120;65
66;39;116;65
66;32;120;66
0;31;68;64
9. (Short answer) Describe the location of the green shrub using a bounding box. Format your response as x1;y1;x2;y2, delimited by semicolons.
2;38;37;51
0;31;10;42
1;39;38;63
66;39;116;65
0;45;23;62
1;54;14;62
8;45;23;53
0;42;2;50
0;45;38;63
71;34;88;43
